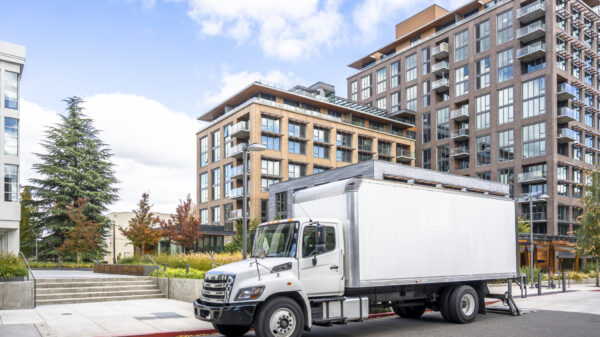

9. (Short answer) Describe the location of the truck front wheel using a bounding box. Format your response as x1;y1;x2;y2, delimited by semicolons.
392;305;426;318
212;324;250;336
255;297;305;337
447;285;479;324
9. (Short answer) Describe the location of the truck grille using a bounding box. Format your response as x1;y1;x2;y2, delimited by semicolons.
201;273;235;304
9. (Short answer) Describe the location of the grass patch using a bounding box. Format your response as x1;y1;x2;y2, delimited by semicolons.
29;261;95;269
149;267;206;279
0;254;29;279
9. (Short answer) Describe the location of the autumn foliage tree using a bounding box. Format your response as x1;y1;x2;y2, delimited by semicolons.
577;169;600;287
120;193;163;256
57;198;102;264
160;195;203;253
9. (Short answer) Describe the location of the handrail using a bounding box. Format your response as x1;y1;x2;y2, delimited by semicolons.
19;251;36;308
144;255;170;299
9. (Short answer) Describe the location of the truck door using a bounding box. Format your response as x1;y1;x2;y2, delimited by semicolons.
298;223;343;296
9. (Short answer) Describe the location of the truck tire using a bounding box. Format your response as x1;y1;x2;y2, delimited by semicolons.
255;297;305;337
447;285;479;324
212;324;250;336
438;287;454;322
393;305;426;318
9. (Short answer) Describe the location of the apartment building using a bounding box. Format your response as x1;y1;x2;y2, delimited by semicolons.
0;41;25;254
347;0;600;271
196;81;416;251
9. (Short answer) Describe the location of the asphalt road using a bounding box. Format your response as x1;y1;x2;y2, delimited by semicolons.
230;310;600;337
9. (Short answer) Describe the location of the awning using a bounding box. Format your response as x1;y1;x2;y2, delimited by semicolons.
557;251;576;259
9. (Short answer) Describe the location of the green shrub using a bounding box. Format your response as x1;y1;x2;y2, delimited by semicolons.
0;254;29;279
519;266;545;283
569;272;588;281
149;267;206;279
28;261;94;269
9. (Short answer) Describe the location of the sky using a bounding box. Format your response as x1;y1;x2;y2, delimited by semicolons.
3;0;464;213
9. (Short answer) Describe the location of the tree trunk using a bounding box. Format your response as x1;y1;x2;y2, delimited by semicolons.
141;243;145;256
76;252;81;265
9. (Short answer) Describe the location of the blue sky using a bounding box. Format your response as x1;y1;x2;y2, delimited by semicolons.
5;0;461;212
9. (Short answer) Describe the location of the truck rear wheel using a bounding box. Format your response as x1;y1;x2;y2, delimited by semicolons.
255;297;305;337
447;285;479;324
212;324;250;336
392;305;426;318
438;287;453;322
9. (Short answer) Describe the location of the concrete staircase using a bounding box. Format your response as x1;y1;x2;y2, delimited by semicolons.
36;277;165;305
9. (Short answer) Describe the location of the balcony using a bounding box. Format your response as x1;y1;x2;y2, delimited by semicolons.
396;149;415;163
231;121;250;139
521;212;547;221
431;61;449;76
451;128;469;141
557;83;576;101
517;21;545;43
227;143;246;159
557;107;578;123
516;1;545;24
451;107;469;121
229;209;248;220
517;171;547;183
450;146;469;158
231;165;247;179
517;41;545;62
557;128;578;143
432;78;449;92
432;42;449;60
388;109;415;119
229;187;244;200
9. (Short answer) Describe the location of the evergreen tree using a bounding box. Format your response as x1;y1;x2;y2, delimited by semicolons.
58;198;102;264
120;193;163;256
19;187;39;257
28;97;118;259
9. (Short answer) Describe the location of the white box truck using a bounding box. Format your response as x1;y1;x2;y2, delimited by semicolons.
194;178;520;337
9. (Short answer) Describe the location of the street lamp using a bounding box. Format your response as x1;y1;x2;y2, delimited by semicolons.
242;142;267;259
521;191;548;288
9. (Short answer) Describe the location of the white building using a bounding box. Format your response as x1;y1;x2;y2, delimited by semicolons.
0;41;25;254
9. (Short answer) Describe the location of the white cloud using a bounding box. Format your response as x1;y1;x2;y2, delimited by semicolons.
184;0;345;61
20;95;200;214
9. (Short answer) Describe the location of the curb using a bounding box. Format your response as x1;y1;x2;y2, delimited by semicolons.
124;300;504;337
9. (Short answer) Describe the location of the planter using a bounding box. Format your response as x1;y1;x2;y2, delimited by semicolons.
94;264;157;276
0;276;26;282
0;280;34;309
157;277;203;302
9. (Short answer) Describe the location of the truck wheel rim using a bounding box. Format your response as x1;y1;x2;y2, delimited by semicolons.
461;294;475;316
269;308;295;337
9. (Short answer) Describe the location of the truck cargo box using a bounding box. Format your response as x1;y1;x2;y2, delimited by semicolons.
293;178;518;289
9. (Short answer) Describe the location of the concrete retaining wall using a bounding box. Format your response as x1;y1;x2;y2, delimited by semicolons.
0;280;34;309
157;277;203;303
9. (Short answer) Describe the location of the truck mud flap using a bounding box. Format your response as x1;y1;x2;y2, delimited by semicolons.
486;292;521;316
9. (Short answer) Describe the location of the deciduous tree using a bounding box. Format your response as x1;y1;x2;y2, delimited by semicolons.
160;195;203;253
577;169;600;287
57;198;102;264
120;193;162;256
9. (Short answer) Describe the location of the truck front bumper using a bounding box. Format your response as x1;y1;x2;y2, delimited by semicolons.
193;299;257;326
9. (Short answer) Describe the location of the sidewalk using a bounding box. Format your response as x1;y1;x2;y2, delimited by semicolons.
0;298;213;337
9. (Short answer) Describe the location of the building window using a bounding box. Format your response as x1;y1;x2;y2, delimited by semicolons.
351;81;358;101
199;172;208;203
328;110;342;121
436;107;449;140
3;164;18;202
377;141;392;157
497;48;513;82
261;116;280;133
574;186;582;198
376;68;387;94
406;54;417;82
361;75;371;99
477;172;491;180
288;163;306;179
498;168;514;196
522;57;546;74
224;203;233;222
557;165;568;181
406;85;417;111
211;168;220;200
437;145;449;172
422;47;430;75
422;112;431;144
261;159;280;176
455;65;469;96
288;121;306;138
390;61;400;88
4;72;18;109
475;20;490;53
358;152;372;162
476;57;490;90
522;122;546;158
199;209;208;225
586;151;594;164
262;135;280;150
336;132;352;147
314;144;329;159
574;169;582;184
337;148;352;162
224;164;233;198
498;86;514;125
476;135;491;166
275;192;287;219
313;126;329;143
556;14;566;30
454;30;469;62
369;121;384;132
212;206;220;224
558;183;568;197
476;94;491;130
261;177;280;192
211;130;221;162
422;148;431;169
200;137;208;167
422;81;431;107
313;166;327;174
261;199;269;223
391;91;401;112
289;140;306;155
556;37;566;52
557;55;566;71
3;117;18;156
574;146;582;161
497;10;513;44
498;129;514;162
522;77;545;119
376;97;387;110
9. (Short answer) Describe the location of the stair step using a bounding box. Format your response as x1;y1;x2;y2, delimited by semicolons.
36;294;165;305
37;285;158;294
37;281;156;288
37;289;163;300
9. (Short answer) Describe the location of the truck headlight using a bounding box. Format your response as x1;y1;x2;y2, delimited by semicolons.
235;286;265;301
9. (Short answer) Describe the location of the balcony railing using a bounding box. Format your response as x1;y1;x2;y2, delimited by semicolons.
451;106;469;120
230;121;249;138
229;187;244;199
516;1;545;23
450;146;469;157
517;170;547;183
432;78;449;92
432;61;449;75
396;149;415;162
227;143;246;158
557;107;578;123
557;83;577;101
231;165;247;179
516;21;545;42
517;41;545;61
521;212;547;221
432;42;449;59
557;128;578;143
451;128;469;140
229;209;248;220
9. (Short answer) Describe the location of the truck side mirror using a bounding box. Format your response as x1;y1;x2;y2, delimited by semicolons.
250;231;256;250
315;225;327;254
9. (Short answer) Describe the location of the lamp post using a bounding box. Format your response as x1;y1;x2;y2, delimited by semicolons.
113;221;117;264
522;191;548;288
242;142;267;259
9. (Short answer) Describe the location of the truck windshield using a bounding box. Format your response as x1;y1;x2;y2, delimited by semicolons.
251;222;298;258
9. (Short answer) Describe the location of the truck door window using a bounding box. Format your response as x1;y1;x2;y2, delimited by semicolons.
302;226;336;257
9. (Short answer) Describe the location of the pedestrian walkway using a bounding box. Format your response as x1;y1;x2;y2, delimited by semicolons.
0;298;213;337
